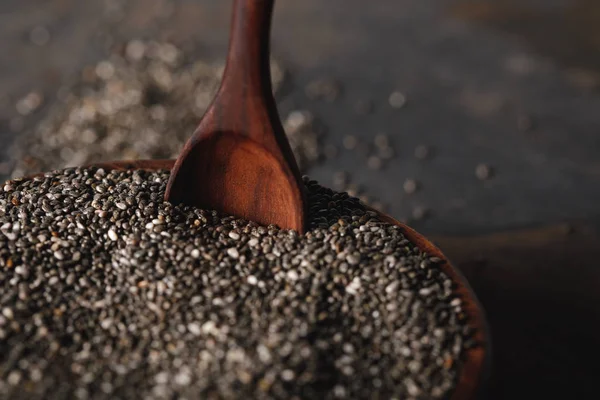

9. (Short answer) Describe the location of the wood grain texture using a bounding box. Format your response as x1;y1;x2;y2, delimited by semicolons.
64;159;487;400
165;0;307;232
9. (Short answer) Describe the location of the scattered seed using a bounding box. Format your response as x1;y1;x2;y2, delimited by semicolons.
388;91;407;109
343;135;358;150
29;26;51;46
475;163;494;181
403;179;418;194
9;39;312;179
367;155;383;170
374;134;389;149
414;145;431;160
15;92;43;116
332;171;349;190
412;206;430;221
305;78;341;102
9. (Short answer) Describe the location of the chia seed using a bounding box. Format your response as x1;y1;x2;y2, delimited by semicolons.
0;167;474;399
9;40;322;178
475;163;494;181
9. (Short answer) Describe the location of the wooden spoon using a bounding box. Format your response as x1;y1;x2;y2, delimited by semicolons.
164;0;307;233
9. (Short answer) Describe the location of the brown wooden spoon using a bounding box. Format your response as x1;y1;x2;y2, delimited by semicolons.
164;0;307;233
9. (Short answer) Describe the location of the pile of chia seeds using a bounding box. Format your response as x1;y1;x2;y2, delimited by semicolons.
10;39;322;179
0;168;473;399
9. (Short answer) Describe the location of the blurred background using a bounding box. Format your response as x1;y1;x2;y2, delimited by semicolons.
1;0;599;398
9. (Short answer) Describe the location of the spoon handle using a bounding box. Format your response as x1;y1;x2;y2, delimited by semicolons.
221;0;274;100
214;0;299;173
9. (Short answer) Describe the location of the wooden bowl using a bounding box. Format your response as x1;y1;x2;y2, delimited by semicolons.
33;159;490;399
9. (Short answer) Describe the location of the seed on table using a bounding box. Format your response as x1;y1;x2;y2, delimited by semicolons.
284;110;312;134
367;156;383;170
332;171;349;190
29;26;51;46
475;163;494;181
125;39;146;61
9;39;321;180
95;61;115;80
388;91;407;109
415;145;431;160
343;135;358;150
16;91;44;116
403;179;418;194
412;205;429;221
305;77;341;102
374;134;389;149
